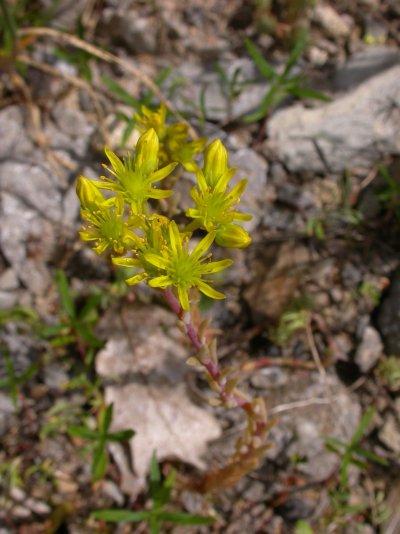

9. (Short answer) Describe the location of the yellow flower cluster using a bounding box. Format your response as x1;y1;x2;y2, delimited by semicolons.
76;106;252;311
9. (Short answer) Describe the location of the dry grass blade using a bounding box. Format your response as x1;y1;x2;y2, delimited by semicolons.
17;26;198;140
18;53;109;144
10;71;74;175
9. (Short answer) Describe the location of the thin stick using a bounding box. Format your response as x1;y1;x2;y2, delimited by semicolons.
305;319;326;379
17;27;198;139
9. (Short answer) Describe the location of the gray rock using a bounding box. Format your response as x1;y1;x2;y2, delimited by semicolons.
0;106;35;161
0;393;15;436
0;290;18;309
40;0;87;29
24;498;51;515
379;413;400;454
276;183;315;212
265;373;361;479
355;325;383;372
266;66;400;174
342;262;363;289
229;147;268;232
334;46;400;91
44;364;69;391
0;269;18;291
101;10;158;54
377;268;400;354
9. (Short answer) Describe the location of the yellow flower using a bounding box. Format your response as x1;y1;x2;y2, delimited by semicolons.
201;139;235;190
144;221;233;311
135;105;207;171
96;129;177;214
77;189;142;255
185;138;252;247
215;223;251;249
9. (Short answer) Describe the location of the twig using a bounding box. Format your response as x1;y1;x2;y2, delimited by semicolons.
305;319;326;379
17;27;198;140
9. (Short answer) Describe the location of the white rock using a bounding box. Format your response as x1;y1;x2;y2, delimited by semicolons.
355;325;383;372
313;3;351;38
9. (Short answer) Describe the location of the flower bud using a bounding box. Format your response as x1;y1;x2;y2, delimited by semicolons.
76;176;105;211
203;139;228;188
215;223;251;249
135;128;159;174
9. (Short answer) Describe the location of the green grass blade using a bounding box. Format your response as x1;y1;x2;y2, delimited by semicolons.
92;509;151;522
350;407;375;446
67;425;99;440
101;75;141;109
92;441;108;481
55;270;76;320
288;86;331;102
244;37;275;81
157;511;214;526
107;429;135;442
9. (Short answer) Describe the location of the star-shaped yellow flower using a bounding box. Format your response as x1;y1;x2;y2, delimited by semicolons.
145;221;233;311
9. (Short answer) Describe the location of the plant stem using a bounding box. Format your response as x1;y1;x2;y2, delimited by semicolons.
162;287;270;492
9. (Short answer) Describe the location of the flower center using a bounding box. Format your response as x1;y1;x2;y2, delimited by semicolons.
169;255;200;288
100;216;124;243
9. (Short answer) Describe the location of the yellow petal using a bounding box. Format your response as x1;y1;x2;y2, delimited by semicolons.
148;276;172;288
200;258;233;274
144;253;169;269
126;273;148;285
196;280;225;300
191;231;215;261
178;285;190;311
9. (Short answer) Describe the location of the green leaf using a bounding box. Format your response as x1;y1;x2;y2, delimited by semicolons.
157;469;177;508
101;75;141;109
121;118;136;148
295;520;314;534
350;407;375;446
0;306;39;327
77;292;102;322
49;335;76;347
157;511;214;526
39;323;68;337
281;29;308;78
150;450;161;485
244;37;276;81
150;516;161;534
107;429;135;442
92;509;151;522
353;447;389;466
18;363;38;383
75;323;103;348
288;86;331;102
67;425;99;441
99;404;113;433
323;436;346;449
150;450;162;506
242;107;268;124
55;270;76;320
92;441;108;481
